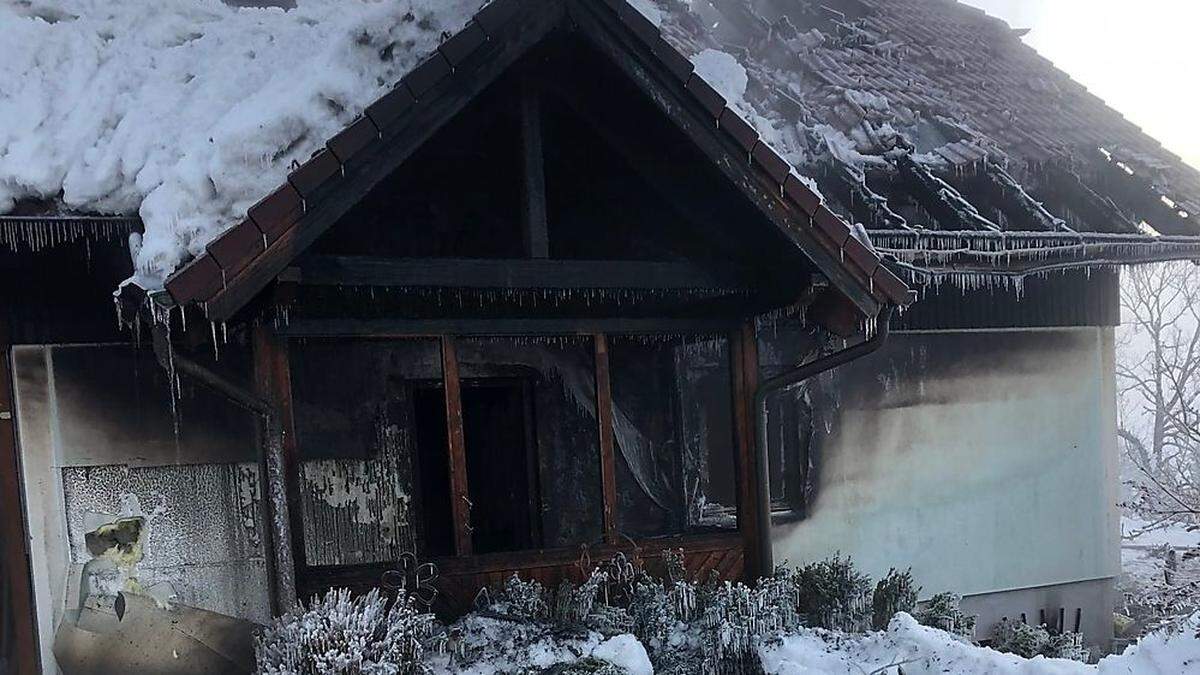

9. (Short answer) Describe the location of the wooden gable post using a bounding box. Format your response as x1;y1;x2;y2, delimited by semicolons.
730;321;764;580
520;79;550;259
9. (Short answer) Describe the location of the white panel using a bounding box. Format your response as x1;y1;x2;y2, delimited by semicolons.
771;328;1121;597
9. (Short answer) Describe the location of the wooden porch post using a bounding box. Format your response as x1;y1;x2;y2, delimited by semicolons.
593;334;619;544
0;321;40;673
441;336;473;556
252;324;306;610
730;321;764;579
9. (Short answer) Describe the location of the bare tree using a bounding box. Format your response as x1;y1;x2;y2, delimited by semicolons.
1117;261;1200;524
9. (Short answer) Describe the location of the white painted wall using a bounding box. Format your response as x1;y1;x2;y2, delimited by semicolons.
771;327;1121;597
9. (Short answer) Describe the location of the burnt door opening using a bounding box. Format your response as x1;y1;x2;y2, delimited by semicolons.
413;379;539;557
413;385;453;557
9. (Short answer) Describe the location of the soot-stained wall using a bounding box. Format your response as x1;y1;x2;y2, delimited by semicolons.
12;345;269;672
771;328;1121;602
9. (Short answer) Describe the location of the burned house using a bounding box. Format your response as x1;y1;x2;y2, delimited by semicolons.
2;0;1200;672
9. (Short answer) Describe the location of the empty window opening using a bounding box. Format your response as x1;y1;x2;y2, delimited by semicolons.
413;379;541;556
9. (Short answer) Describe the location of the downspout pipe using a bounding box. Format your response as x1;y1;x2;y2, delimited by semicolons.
753;305;895;577
151;326;298;614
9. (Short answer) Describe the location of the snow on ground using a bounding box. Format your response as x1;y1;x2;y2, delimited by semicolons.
759;613;1200;675
0;0;483;286
1121;516;1200;588
424;614;652;675
427;611;1200;675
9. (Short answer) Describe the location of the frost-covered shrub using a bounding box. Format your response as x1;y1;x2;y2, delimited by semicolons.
871;568;919;630
255;588;439;675
1043;631;1089;661
696;576;803;671
989;617;1088;662
791;555;871;631
915;592;976;639
991;618;1051;658
541;656;629;674
490;573;551;621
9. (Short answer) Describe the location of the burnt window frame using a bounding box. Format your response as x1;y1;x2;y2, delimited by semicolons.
279;324;755;598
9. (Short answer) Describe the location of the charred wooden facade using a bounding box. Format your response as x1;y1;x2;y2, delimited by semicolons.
5;0;1200;672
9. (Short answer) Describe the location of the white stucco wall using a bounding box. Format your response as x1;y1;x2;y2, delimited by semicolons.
771;327;1121;597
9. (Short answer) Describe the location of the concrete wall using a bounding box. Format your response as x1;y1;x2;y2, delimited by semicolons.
12;345;270;673
770;327;1121;642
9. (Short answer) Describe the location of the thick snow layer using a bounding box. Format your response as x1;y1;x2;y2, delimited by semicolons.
759;613;1200;675
0;0;483;286
690;49;748;110
627;0;664;28
431;610;1199;674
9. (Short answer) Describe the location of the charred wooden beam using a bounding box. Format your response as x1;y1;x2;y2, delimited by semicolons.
440;337;473;557
520;80;550;258
1039;163;1140;235
276;317;739;338
980;161;1067;232
295;256;751;291
827;162;911;230
1091;157;1196;236
896;154;999;231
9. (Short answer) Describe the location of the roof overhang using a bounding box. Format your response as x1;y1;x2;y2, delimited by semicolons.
133;0;909;325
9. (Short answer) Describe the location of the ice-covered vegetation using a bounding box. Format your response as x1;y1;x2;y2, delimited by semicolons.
254;552;1200;674
1116;262;1200;635
256;588;439;675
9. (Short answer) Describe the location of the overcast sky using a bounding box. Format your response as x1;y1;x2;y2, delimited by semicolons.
961;0;1199;171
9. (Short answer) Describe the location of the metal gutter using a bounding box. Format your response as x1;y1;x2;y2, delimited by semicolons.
150;327;297;614
752;306;895;575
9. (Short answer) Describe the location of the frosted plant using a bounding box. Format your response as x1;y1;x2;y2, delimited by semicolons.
255;588;438;675
493;573;550;621
1043;631;1090;662
871;568;919;630
990;618;1051;659
914;592;976;639
557;569;608;624
989;616;1088;662
791;555;871;631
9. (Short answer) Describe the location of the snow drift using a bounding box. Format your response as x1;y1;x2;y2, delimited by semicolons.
759;613;1200;675
0;0;484;286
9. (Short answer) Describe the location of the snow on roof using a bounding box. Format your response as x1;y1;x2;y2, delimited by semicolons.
652;0;1200;229
0;0;485;286
7;0;1196;295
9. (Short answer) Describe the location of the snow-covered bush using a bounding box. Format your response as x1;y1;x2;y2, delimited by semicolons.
791;555;872;631
914;592;976;639
990;617;1088;662
255;588;439;675
871;568;919;630
488;573;551;621
991;618;1052;658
